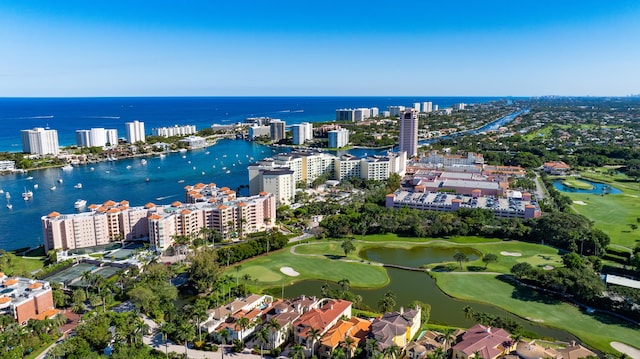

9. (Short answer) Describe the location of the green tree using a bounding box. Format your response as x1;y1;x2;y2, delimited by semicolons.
482;253;498;269
187;247;222;293
377;291;396;313
510;262;533;279
307;327;322;358
453;252;469;270
341;238;356;257
255;327;270;359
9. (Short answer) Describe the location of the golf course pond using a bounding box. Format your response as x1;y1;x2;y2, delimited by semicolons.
269;244;578;342
553;179;622;194
274;267;578;342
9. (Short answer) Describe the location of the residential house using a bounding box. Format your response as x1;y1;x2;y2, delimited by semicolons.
451;324;515;359
293;299;353;353
317;317;371;358
262;295;320;349
200;294;272;335
543;161;571;175
369;306;422;351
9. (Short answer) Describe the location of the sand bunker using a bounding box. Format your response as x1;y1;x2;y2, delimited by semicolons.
543;265;554;271
280;267;300;276
500;251;522;257
610;342;640;359
573;201;587;205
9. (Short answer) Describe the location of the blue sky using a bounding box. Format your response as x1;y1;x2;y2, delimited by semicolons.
0;1;639;96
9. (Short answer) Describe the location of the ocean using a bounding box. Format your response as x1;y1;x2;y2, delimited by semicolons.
0;96;503;251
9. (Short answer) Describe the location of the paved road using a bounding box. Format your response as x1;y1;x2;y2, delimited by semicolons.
534;172;547;200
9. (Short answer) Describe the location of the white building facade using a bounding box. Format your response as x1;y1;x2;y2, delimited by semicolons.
291;122;313;145
328;128;349;148
125;120;146;144
21;127;59;155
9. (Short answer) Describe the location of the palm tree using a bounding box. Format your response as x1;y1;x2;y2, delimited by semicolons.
307;327;322;357
81;270;93;297
342;335;356;359
175;322;195;357
383;344;400;359
265;318;281;349
219;327;231;346
235;264;242;287
236;316;250;342
132;316;149;347
191;298;208;342
255;327;270;359
441;328;456;353
473;350;483;359
332;347;347;359
365;338;380;358
290;343;305;359
158;321;175;359
463;305;474;321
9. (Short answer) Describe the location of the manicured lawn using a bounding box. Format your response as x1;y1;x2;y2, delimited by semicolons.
3;256;46;276
344;233;503;244
228;247;389;289
433;273;640;354
294;238;563;275
564;191;640;249
562;178;594;190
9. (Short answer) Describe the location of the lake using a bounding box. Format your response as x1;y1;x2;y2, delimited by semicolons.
552;179;622;195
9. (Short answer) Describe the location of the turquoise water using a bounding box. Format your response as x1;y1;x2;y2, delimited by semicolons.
552;179;622;194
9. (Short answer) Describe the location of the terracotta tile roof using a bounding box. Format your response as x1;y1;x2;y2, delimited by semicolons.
28;282;43;289
0;297;11;304
259;191;268;196
171;201;182;207
103;200;117;207
149;214;162;220
88;204;99;209
144;202;155;208
181;209;191;215
48;211;61;218
4;279;18;286
452;324;512;359
294;299;352;339
217;205;228;210
32;309;61;321
107;208;120;213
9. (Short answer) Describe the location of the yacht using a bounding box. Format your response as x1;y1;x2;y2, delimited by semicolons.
33;184;39;189
5;192;10;200
6;203;12;210
50;185;57;191
74;199;87;209
61;164;73;171
179;148;188;153
225;170;231;174
22;187;33;200
126;165;132;170
74;183;83;189
159;153;166;159
26;176;34;180
0;189;4;194
178;179;185;183
141;159;147;165
57;178;63;183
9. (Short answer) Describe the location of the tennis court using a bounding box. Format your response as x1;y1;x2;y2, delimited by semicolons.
108;248;137;260
43;262;96;285
94;266;121;279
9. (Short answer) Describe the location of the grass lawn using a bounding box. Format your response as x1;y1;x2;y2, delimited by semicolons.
3;256;46;276
562;178;594;190
433;273;640;354
228;246;389;289
564;191;640;250
294;238;563;275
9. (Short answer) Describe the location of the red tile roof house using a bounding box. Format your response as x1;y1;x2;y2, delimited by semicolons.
451;324;515;359
292;299;352;356
261;295;321;350
543;161;571;175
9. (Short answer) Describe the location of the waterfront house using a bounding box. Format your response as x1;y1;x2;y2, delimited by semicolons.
369;306;422;351
451;324;515;359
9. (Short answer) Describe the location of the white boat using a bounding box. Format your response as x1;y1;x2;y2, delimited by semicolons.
205;151;210;155
22;187;33;200
178;179;185;183
192;166;196;170
225;170;231;174
26;176;34;180
0;189;4;194
74;183;83;189
90;167;95;172
141;159;147;165
33;184;39;189
179;148;188;153
57;178;63;183
74;199;87;209
126;165;132;170
6;203;12;210
50;185;56;191
159;153;166;159
201;171;205;175
182;155;186;159
5;192;10;199
61;164;73;171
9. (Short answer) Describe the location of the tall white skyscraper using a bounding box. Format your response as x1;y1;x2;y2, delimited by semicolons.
77;128;118;147
328;128;349;148
125;120;146;144
388;106;405;117
291;122;313;145
422;102;433;113
21;127;59;155
399;109;418;157
413;103;421;111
